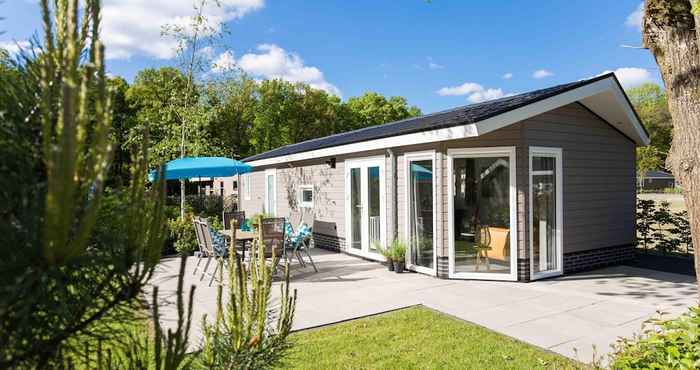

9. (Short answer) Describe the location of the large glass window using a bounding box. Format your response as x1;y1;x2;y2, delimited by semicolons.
368;166;381;251
408;160;434;270
350;168;362;250
453;156;511;274
530;151;561;278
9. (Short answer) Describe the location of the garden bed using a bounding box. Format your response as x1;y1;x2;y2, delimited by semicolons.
626;250;695;276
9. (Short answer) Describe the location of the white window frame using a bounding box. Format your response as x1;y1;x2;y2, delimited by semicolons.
298;185;314;208
529;147;564;280
404;150;437;276
447;146;518;281
344;156;386;261
242;174;251;200
264;169;277;216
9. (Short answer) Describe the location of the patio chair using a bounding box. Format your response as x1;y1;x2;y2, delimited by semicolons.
258;218;286;270
223;211;245;231
192;216;208;276
285;221;318;272
198;217;229;286
194;218;214;280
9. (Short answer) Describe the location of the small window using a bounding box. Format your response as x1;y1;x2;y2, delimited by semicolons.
299;185;314;208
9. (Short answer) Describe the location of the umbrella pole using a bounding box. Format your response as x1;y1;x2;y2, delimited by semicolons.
180;179;186;219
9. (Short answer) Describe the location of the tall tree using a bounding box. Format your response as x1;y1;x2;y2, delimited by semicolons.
346;92;422;129
250;79;304;154
107;76;135;187
642;0;700;290
627;83;673;172
162;0;226;218
627;83;673;177
205;76;258;159
125;67;194;168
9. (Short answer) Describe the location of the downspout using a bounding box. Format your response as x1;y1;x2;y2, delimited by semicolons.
387;148;398;243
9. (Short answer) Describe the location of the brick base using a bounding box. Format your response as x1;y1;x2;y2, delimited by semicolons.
312;232;345;252
517;258;530;282
436;256;449;279
563;244;635;274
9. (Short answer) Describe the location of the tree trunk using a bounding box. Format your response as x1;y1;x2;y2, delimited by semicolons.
643;0;700;296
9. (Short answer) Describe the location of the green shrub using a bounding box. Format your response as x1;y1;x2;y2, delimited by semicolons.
167;215;197;255
389;239;407;263
636;199;693;255
636;199;656;251
610;307;700;369
374;242;392;262
166;194;223;219
208;215;223;231
196;242;296;369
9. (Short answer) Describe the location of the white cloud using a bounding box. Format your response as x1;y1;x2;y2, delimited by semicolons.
0;40;31;55
212;44;341;96
212;50;237;71
427;57;444;70
437;82;484;96
625;2;644;30
437;82;510;103
532;69;554;79
413;57;444;70
502;72;513;80
467;88;507;103
101;0;264;60
198;46;215;59
599;67;653;88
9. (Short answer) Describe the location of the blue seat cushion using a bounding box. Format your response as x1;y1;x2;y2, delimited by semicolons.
209;226;228;257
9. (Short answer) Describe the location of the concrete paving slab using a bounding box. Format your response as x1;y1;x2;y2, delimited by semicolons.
152;249;697;364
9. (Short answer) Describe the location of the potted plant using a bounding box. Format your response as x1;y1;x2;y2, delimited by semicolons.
375;242;394;271
390;239;406;273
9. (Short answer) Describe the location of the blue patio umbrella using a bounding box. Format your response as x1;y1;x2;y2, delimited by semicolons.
149;156;252;182
410;163;433;181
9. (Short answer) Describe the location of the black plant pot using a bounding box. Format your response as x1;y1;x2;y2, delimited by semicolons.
394;261;405;273
387;260;395;271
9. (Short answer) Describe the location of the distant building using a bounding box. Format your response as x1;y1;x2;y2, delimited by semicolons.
638;170;675;190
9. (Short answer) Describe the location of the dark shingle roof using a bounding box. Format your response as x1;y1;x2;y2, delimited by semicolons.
244;73;616;162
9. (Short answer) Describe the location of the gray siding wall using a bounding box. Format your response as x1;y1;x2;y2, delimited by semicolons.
275;158;346;238
522;103;637;254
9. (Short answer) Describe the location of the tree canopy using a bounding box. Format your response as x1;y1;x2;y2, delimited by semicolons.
119;70;421;170
626;82;672;174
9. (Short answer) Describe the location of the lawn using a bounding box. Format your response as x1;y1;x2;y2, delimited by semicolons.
284;306;585;370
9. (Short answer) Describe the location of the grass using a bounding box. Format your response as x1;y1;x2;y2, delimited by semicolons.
283;306;586;370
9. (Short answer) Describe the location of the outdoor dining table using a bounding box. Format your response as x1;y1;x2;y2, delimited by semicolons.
218;229;257;258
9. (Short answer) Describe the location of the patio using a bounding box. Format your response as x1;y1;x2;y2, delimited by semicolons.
152;248;698;364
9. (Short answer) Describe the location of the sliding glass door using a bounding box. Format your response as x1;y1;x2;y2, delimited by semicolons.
345;157;385;260
448;147;517;281
529;147;563;280
405;152;436;275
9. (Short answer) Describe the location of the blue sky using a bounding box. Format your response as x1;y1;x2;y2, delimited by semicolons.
1;0;659;113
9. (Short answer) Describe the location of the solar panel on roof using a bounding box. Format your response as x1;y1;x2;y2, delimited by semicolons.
244;76;609;162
